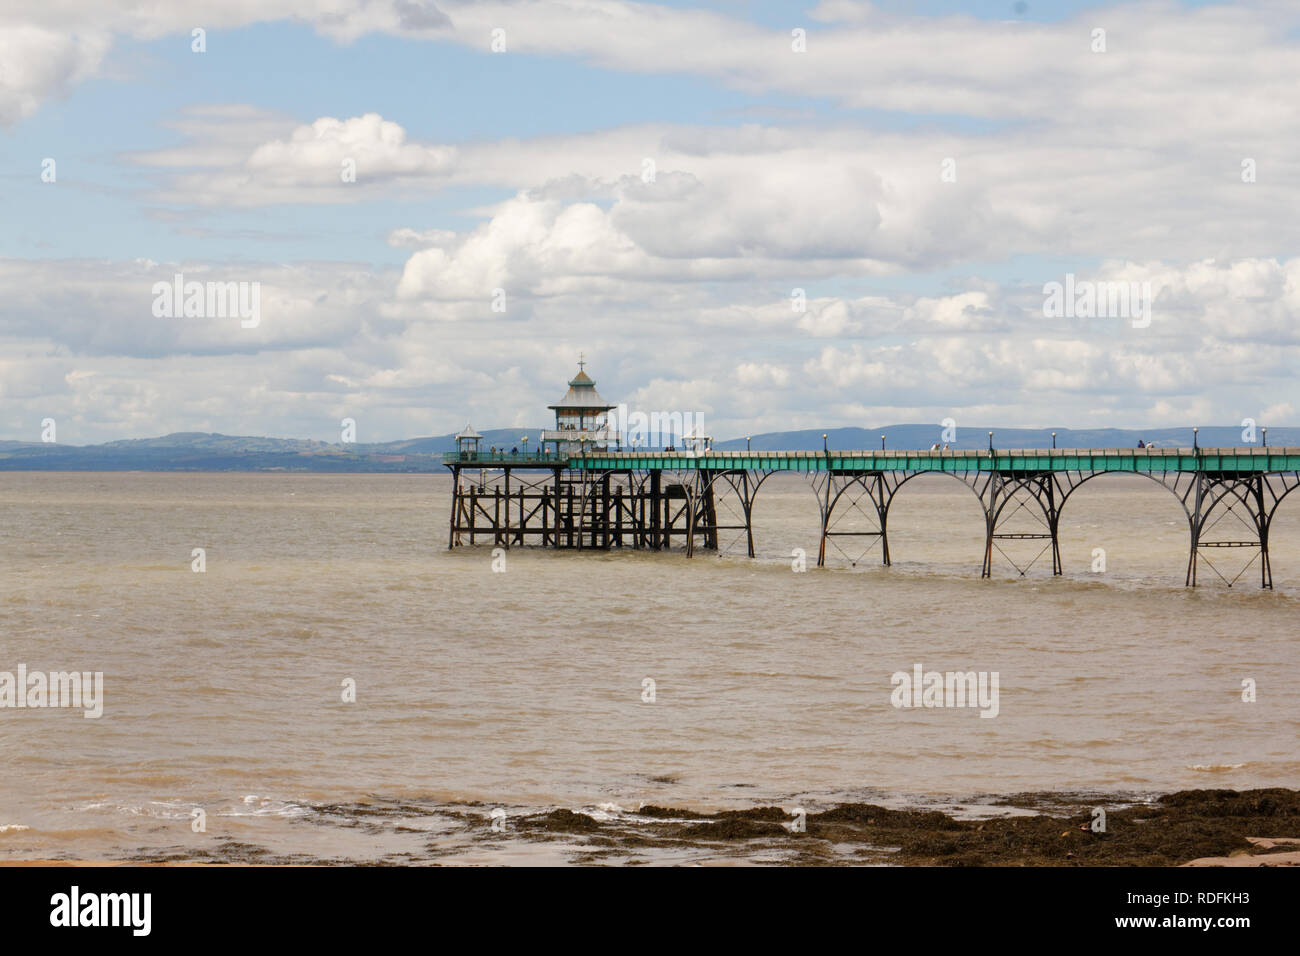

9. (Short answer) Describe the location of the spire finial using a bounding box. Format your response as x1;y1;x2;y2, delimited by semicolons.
578;352;585;371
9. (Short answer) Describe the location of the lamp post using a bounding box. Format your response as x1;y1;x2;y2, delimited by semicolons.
1051;431;1057;449
988;430;994;453
1193;427;1199;450
1262;427;1268;448
521;435;528;456
746;436;751;452
823;433;828;454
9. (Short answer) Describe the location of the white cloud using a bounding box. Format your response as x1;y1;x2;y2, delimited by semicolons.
247;113;457;183
387;227;459;249
9;0;1300;144
0;24;108;124
4;254;1298;442
129;110;1300;276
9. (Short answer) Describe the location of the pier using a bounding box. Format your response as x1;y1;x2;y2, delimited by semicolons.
444;365;1300;587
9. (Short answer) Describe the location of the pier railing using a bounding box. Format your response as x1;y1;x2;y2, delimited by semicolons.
444;446;1300;473
443;449;567;465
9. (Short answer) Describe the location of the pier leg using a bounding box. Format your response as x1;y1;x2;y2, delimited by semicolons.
879;485;891;567
602;473;612;549
516;483;524;546
1254;475;1273;589
816;475;831;568
615;483;624;548
473;486;483;546
650;471;662;550
1186;473;1204;587
698;470;718;551
553;469;562;548
685;484;695;558
502;469;510;548
981;518;994;578
1186;473;1276;588
1050;512;1062;575
816;472;891;568
448;466;460;548
1261;528;1273;588
1047;474;1062;575
493;483;502;547
979;473;1060;579
979;474;998;578
744;472;756;559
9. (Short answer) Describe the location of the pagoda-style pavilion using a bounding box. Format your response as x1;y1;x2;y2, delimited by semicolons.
540;357;616;456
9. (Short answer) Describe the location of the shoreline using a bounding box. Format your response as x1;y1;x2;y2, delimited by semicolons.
4;788;1297;867
485;787;1300;866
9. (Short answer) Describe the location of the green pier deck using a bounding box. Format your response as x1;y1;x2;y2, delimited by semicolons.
445;446;1300;474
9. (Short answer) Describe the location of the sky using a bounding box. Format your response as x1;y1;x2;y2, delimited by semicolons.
1;0;1298;444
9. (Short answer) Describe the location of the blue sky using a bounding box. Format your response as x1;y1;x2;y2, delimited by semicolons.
4;17;1015;265
1;0;1298;443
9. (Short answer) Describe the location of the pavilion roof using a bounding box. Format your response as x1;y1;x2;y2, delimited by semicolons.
548;363;615;412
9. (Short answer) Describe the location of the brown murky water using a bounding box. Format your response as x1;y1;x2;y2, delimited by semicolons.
1;472;1297;864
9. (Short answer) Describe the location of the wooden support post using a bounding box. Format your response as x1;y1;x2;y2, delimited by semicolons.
448;466;460;548
615;483;624;547
493;484;501;547
700;470;717;550
552;469;561;548
469;486;478;545
650;470;662;550
601;473;611;549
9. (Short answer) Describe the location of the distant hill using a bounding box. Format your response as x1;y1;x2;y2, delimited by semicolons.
0;425;1293;471
0;428;545;472
711;424;1300;452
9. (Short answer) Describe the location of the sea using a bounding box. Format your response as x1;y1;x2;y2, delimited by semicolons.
1;472;1296;864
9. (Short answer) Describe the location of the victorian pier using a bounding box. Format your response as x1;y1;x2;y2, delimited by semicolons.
444;364;1300;588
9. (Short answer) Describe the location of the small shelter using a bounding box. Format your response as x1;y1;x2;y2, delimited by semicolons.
454;423;483;459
